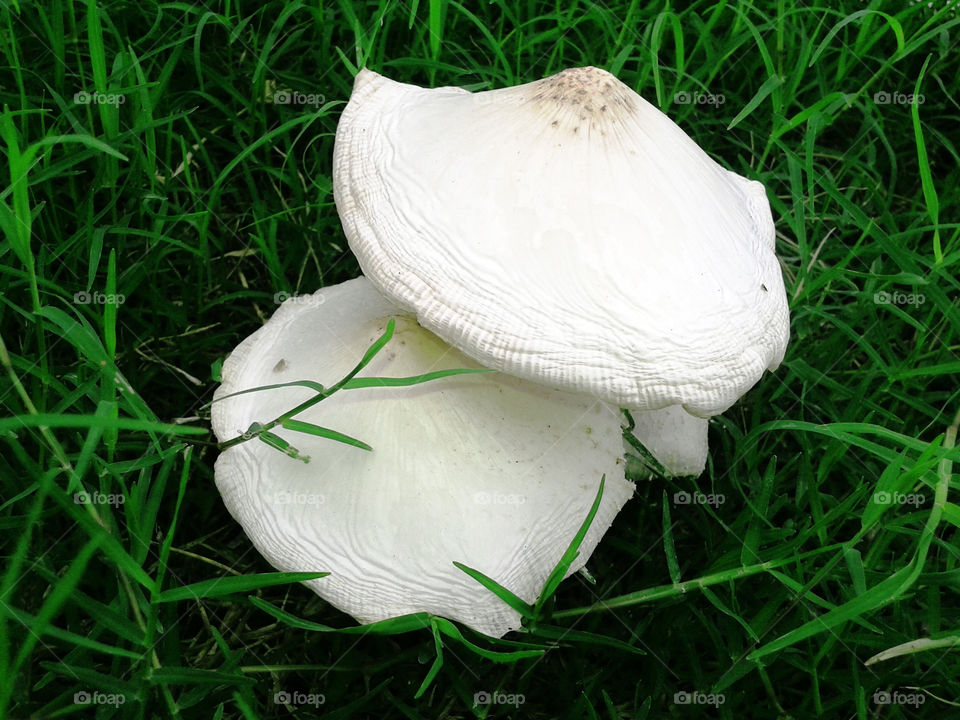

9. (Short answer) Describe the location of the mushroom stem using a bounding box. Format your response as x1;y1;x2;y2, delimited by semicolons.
626;405;709;477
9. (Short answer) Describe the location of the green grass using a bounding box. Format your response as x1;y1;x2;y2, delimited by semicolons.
2;0;959;717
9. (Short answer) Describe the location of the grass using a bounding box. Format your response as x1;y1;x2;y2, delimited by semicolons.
1;0;959;717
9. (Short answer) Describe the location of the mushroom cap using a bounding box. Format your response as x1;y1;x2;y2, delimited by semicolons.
211;277;634;637
333;67;790;417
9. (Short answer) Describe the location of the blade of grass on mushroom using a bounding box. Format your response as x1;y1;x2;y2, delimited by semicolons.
342;367;493;388
414;622;534;700
203;379;327;407
207;366;492;407
430;617;544;662
621;410;668;477
418;623;444;699
256;429;311;462
280;418;372;451
450;476;608;625
219;316;490;451
219;318;398;448
451;562;534;619
533;475;606;619
410;617;543;699
250;596;542;661
327;316;397;392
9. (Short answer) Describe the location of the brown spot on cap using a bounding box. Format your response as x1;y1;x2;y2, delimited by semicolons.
519;66;637;135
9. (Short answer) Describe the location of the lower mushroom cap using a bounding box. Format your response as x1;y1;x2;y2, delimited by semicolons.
211;277;634;637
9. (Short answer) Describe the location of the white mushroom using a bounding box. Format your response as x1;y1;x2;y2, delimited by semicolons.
333;67;790;476
211;277;634;637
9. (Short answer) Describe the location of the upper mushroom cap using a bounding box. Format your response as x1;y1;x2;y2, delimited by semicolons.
211;277;634;637
333;67;790;417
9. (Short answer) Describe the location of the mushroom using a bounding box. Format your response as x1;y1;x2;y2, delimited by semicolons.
211;277;634;637
333;67;790;476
